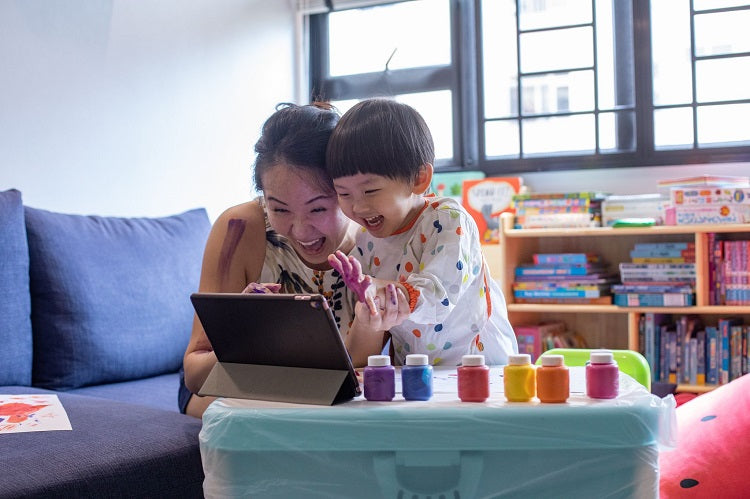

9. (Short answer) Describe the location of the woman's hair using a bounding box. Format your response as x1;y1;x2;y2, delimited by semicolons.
253;102;340;192
326;98;434;184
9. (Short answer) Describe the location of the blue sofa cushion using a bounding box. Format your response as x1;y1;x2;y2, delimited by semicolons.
68;372;181;412
26;207;210;390
0;386;204;498
0;189;33;386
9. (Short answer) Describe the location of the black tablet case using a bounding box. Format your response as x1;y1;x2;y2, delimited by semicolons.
190;292;360;405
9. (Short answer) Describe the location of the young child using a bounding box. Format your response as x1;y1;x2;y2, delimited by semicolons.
326;98;517;366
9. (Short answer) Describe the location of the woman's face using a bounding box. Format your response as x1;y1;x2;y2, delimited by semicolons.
262;163;356;270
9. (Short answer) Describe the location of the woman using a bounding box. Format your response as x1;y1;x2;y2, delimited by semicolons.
181;103;409;417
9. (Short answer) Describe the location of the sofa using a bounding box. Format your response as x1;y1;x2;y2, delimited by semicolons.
1;188;210;498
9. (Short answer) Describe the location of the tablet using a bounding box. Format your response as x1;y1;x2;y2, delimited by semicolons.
191;292;361;405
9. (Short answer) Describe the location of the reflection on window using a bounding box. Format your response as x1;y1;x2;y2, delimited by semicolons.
328;0;450;76
651;1;750;149
481;0;632;159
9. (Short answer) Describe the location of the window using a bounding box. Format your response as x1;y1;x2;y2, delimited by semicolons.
307;0;750;173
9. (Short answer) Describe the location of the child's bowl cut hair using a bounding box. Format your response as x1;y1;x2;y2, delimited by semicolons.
326;99;435;184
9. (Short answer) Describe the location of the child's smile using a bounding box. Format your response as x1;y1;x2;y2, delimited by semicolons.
333;173;425;238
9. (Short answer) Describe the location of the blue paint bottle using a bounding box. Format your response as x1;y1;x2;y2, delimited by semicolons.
364;355;395;401
401;354;433;401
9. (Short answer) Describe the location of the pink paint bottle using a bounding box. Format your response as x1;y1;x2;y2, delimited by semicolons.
586;350;619;399
457;354;490;402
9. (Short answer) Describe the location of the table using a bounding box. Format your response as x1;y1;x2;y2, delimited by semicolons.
199;367;675;498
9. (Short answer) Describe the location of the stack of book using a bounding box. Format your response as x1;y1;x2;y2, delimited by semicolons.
658;174;750;225
600;193;669;226
514;321;588;363
614;242;696;307
512;253;615;304
511;192;606;229
708;235;750;305
640;313;750;386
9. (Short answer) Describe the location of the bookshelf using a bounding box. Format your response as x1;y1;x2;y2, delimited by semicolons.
485;212;750;393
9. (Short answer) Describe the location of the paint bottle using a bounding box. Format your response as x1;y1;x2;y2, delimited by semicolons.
503;354;536;402
536;354;570;403
457;354;490;402
402;354;433;401
364;355;395;401
586;350;619;399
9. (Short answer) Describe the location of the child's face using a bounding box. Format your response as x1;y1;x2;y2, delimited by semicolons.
333;173;426;238
262;163;356;270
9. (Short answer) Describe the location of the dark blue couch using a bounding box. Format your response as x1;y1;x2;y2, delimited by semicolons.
1;189;210;498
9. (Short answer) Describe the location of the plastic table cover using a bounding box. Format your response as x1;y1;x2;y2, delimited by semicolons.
200;366;676;498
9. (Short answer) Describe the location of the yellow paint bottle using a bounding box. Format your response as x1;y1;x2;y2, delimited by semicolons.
504;354;536;402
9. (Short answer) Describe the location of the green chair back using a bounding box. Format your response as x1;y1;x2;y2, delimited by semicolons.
535;348;651;391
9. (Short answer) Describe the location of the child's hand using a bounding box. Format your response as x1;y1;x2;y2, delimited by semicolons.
352;283;409;330
328;251;378;314
241;282;282;294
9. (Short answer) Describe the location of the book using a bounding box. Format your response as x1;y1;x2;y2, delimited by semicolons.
513;289;609;298
431;171;485;203
513;273;617;282
513;321;566;363
696;329;706;385
601;193;668;226
532;253;600;265
633;242;694;251
670;187;750;206
644;313;669;382
515;264;606;277
706;326;719;385
613;293;694;307
513;296;613;305
462;177;523;244
657;174;750;189
672;203;750;225
718;318;742;384
611;284;694;294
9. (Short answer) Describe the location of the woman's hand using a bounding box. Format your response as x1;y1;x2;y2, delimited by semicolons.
241;282;282;294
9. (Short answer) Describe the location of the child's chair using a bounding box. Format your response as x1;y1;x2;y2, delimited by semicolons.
535;348;651;391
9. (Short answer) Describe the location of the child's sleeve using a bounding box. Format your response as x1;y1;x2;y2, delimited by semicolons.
405;206;484;324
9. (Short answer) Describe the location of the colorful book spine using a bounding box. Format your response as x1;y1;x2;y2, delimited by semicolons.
533;253;599;264
613;293;694;307
688;337;698;385
513;289;607;298
515;265;604;276
706;326;719;385
696;329;706;385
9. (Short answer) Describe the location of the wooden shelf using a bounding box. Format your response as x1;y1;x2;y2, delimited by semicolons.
487;212;750;394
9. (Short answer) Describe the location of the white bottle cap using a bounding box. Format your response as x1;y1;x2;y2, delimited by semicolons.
590;350;614;364
405;354;429;366
461;354;485;366
541;354;564;367
368;355;391;367
508;354;531;365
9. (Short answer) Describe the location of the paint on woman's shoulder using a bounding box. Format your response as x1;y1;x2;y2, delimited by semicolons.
218;218;246;288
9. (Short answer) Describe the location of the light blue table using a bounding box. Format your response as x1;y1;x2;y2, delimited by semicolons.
199;366;675;498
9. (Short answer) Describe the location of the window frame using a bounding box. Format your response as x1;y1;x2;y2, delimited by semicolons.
308;0;750;174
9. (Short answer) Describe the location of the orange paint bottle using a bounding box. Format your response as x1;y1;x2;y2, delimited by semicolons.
536;354;570;403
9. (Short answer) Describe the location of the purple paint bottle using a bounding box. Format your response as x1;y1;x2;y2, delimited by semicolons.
402;354;433;401
364;355;395;401
586;350;619;399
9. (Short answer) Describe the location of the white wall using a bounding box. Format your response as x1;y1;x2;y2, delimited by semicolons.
0;0;296;221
